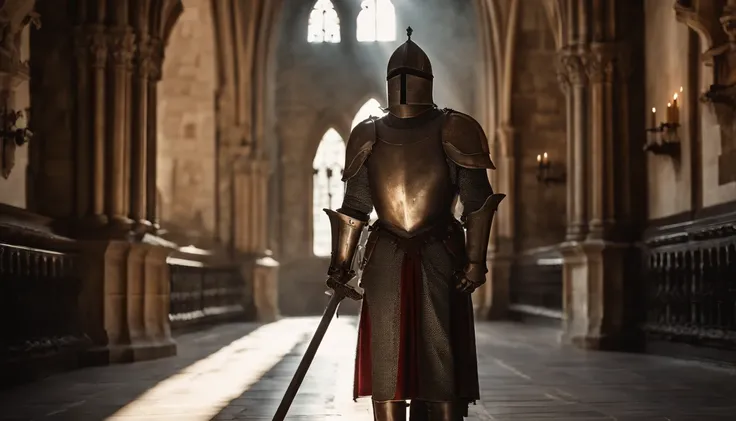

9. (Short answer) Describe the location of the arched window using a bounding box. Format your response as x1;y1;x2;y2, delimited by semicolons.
313;128;346;256
351;98;386;130
308;0;341;44
351;99;386;221
356;0;396;42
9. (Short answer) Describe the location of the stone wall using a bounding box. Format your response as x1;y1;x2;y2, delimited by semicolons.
511;2;567;251
645;0;736;219
157;0;217;241
644;1;695;219
273;0;478;315
0;26;30;208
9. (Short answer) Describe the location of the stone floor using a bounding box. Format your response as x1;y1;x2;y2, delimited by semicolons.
1;317;736;421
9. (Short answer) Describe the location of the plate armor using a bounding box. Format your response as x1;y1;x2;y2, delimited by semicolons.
325;28;504;421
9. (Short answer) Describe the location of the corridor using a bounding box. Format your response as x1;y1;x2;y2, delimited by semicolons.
0;319;735;421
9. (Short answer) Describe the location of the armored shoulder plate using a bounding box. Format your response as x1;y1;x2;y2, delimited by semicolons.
442;109;496;169
342;117;377;181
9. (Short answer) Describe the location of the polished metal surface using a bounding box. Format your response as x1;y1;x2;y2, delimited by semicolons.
324;209;367;280
464;193;505;275
367;115;454;235
386;28;435;119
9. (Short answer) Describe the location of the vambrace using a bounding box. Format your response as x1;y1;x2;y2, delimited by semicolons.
324;208;368;283
462;193;506;284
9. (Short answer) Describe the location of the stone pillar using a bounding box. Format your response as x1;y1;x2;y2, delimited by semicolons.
129;34;153;231
145;38;163;230
234;155;270;253
252;254;280;322
87;25;109;225
233;154;280;318
78;241;176;364
558;42;636;350
108;27;136;229
559;50;589;241
483;125;514;320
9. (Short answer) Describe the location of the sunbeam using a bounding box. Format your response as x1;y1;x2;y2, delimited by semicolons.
105;318;319;420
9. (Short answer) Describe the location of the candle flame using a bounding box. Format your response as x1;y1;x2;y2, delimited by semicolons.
667;102;671;107
680;86;683;92
674;93;678;100
543;152;548;159
537;154;541;162
652;107;656;113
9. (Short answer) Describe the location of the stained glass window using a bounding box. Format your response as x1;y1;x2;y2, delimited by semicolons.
308;0;341;44
356;0;396;42
313;128;346;256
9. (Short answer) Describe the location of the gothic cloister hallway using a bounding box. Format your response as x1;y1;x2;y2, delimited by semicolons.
0;319;734;421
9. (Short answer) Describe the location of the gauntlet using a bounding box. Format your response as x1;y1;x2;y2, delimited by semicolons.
455;193;505;293
324;209;368;288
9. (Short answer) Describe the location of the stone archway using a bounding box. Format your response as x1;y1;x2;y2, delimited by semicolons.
474;0;567;320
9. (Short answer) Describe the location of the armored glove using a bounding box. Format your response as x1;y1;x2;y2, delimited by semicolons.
455;193;505;293
323;209;368;290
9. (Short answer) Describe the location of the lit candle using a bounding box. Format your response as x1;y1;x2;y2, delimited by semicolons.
542;152;549;165
651;107;656;128
537;154;542;164
672;93;679;124
666;102;672;123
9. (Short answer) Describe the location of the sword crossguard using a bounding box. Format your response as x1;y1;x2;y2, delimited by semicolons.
326;277;363;301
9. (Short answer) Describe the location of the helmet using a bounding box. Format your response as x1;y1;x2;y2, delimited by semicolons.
386;27;435;118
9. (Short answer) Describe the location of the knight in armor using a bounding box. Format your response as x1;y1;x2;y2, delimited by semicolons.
324;28;505;421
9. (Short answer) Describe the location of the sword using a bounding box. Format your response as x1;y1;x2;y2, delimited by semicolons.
272;278;362;421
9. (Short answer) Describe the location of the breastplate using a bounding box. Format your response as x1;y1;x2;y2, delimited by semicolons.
367;113;455;236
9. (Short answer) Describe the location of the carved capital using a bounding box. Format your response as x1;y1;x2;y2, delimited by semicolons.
148;37;163;81
85;25;108;69
583;45;617;84
109;28;136;69
136;35;154;77
560;53;587;87
555;55;571;93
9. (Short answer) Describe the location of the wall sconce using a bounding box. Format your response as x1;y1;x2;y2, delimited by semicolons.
1;108;33;179
644;88;682;158
536;152;566;184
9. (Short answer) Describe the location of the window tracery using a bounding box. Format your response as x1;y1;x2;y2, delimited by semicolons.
308;0;341;44
356;0;396;42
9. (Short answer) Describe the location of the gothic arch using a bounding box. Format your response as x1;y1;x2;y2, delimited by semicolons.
307;111;352;166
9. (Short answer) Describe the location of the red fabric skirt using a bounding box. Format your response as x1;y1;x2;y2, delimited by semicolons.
353;250;421;400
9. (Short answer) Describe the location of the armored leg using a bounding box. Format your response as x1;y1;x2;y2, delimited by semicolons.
408;401;464;421
424;401;464;421
409;400;428;420
373;400;408;421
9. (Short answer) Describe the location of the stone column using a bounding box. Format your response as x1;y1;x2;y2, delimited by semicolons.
483;124;514;320
556;55;574;235
146;38;163;230
252;254;280;322
107;28;136;229
233;154;280;318
559;43;634;350
560;50;589;241
234;155;270;253
584;44;617;239
130;35;153;231
90;26;109;225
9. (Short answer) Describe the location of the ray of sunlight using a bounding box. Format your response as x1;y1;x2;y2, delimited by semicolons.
105;318;320;420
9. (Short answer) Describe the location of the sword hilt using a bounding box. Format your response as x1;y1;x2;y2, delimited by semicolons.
326;277;363;301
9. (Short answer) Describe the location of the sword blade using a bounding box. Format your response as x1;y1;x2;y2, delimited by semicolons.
272;292;344;421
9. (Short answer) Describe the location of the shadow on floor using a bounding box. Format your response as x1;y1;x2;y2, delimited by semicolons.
0;323;265;421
